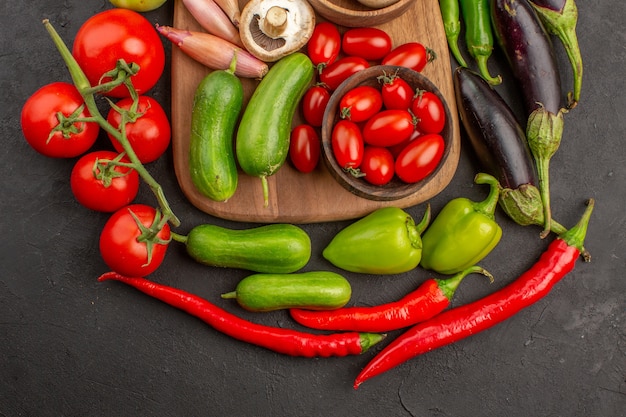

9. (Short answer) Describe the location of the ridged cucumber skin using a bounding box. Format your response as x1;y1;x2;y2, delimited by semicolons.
189;68;243;202
224;271;352;312
185;223;311;273
235;52;314;202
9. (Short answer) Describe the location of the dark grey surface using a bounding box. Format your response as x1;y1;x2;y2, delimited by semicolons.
1;1;624;416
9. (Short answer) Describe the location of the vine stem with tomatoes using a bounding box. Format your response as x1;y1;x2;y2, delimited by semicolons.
42;18;180;228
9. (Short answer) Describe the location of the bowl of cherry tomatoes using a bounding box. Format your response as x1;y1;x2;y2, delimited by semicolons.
320;65;453;201
307;0;414;27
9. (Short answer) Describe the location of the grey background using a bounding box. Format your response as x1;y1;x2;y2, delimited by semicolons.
1;0;624;416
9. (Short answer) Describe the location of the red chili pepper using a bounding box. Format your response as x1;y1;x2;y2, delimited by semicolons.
354;199;594;388
290;266;492;333
98;272;384;358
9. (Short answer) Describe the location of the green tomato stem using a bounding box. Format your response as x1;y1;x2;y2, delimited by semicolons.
43;19;180;228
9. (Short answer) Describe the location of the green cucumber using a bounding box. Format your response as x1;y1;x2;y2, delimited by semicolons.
235;52;314;207
222;271;352;312
189;56;243;202
183;223;311;273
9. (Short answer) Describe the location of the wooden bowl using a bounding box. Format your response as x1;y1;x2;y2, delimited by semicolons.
307;0;413;27
320;65;454;201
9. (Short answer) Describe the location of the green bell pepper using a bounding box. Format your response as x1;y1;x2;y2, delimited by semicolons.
322;205;431;275
420;173;502;274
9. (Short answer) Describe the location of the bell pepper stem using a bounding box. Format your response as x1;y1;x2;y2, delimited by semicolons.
43;19;180;228
472;173;501;219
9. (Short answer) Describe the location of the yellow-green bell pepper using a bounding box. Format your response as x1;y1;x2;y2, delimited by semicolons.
420;173;502;274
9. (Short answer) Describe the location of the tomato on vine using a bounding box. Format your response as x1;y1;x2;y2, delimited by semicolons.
71;151;140;213
21;82;99;158
106;95;171;163
72;9;165;98
99;204;171;277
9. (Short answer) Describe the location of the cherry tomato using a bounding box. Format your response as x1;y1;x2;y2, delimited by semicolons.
70;150;140;212
307;22;341;68
109;0;167;12
320;56;370;91
339;85;383;122
411;90;446;134
395;133;445;183
362;109;415;147
99;204;171;277
361;146;395;186
389;129;422;158
331;120;364;169
72;9;165;98
382;42;434;73
21;82;99;158
106;95;171;163
341;28;393;61
301;85;331;127
380;74;414;110
289;124;320;173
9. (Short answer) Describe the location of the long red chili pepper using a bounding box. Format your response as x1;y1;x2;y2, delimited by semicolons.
354;199;594;388
289;266;493;332
98;272;384;358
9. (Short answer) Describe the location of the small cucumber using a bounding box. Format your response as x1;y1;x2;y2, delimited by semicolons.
235;52;314;206
222;271;352;312
183;223;311;273
189;56;243;202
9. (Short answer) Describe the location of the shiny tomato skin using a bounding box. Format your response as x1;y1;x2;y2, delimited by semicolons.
362;109;415;147
106;95;171;163
72;9;165;98
395;133;445;183
339;85;383;122
331;119;364;169
361;146;395;185
381;75;414;110
341;28;393;61
411;91;446;134
99;204;171;277
389;129;422;158
301;85;331;127
289;124;320;173
21;82;99;158
307;22;341;68
71;150;140;212
319;57;370;91
382;42;432;73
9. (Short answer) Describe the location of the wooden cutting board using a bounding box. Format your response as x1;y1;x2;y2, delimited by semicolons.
171;0;460;224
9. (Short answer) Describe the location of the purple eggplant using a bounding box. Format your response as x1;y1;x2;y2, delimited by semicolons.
528;0;582;107
491;0;568;238
454;67;567;236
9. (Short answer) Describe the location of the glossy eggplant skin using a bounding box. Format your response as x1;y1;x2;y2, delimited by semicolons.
491;0;563;115
454;67;537;190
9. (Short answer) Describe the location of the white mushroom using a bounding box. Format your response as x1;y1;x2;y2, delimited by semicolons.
239;0;316;62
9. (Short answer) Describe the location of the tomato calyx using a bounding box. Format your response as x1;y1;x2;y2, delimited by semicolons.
95;59;141;97
344;166;366;178
128;207;171;267
92;153;135;188
48;104;94;142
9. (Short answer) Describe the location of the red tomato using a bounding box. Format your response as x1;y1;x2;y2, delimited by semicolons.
331;120;364;169
362;109;415;147
341;28;392;61
380;74;414;110
319;56;370;91
382;42;434;73
361;146;395;185
389;129;422;158
106;95;171;163
20;82;99;158
99;204;171;277
339;86;383;122
289;124;320;173
301;85;331;127
72;9;165;98
395;133;445;183
307;22;341;68
411;90;446;134
71;150;140;212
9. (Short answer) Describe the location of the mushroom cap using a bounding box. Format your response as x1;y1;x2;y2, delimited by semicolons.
239;0;316;62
